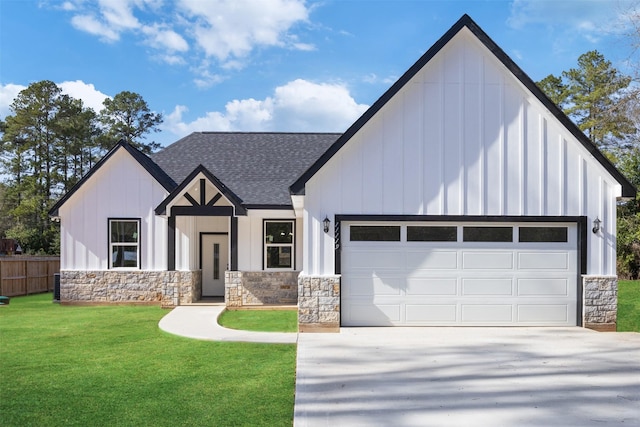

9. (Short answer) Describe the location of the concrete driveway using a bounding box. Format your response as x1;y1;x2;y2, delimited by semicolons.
294;327;640;427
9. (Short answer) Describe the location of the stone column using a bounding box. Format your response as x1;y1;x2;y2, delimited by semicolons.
298;274;341;332
582;275;618;331
225;271;243;307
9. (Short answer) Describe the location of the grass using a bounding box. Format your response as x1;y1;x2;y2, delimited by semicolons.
618;280;640;332
0;293;296;427
218;309;298;332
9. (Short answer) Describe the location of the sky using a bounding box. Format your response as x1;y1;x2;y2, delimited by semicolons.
2;0;640;148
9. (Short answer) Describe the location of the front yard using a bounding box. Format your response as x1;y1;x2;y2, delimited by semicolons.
1;282;639;426
0;293;296;427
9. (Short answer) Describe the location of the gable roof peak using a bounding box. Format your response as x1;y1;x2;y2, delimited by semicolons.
289;14;636;199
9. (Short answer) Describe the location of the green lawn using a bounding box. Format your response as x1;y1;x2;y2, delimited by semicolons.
0;293;296;427
618;280;640;332
218;309;298;332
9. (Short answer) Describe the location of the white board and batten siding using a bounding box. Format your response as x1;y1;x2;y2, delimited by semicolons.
59;148;168;270
303;27;620;277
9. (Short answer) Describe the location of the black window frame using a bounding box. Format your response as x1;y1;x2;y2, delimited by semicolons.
263;219;295;270
108;218;141;269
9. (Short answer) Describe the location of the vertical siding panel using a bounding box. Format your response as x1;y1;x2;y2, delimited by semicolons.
605;181;616;275
541;117;548;215
521;101;528;214
582;157;588;216
362;120;384;213
424;80;443;214
84;182;98;269
504;83;522;215
524;109;541;215
484;81;501;215
565;145;581;215
561;138;567;216
464;79;481;215
545;126;562;215
383;97;404;213
404;83;423;213
585;167;601;274
340;136;362;213
443;44;463;215
443;81;461;215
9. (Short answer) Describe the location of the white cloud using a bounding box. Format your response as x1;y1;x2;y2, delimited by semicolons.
508;0;633;37
71;14;120;42
142;24;189;52
0;81;109;119
0;83;26;118
177;0;310;63
164;79;369;136
61;0;313;86
363;73;397;85
58;80;110;113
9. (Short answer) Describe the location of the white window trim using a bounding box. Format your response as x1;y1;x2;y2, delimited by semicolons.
263;219;295;271
108;218;141;270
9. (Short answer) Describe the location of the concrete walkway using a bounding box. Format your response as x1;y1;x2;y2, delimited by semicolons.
158;305;298;344
159;308;640;426
294;327;640;427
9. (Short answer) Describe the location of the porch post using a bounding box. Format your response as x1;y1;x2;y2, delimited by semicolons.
168;214;176;271
230;216;238;270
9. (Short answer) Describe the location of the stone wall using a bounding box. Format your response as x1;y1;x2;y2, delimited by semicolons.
225;271;298;307
583;275;618;331
298;275;341;332
60;270;202;308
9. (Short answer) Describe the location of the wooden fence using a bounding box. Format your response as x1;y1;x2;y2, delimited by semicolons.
0;256;60;297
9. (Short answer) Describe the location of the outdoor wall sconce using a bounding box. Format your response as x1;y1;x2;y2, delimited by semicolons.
323;216;331;233
592;217;601;234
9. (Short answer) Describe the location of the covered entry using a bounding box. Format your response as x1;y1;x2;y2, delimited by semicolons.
340;219;581;326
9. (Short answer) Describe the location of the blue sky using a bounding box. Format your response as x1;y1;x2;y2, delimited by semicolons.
1;0;639;148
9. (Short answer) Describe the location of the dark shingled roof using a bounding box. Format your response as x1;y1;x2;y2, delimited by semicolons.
150;132;341;206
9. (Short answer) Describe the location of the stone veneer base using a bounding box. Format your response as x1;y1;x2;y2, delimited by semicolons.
225;271;299;307
60;270;202;308
582;275;617;332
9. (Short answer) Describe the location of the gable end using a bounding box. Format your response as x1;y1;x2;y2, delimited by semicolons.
289;14;636;199
49;140;177;217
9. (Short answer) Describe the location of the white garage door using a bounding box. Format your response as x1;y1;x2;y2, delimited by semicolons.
341;222;578;326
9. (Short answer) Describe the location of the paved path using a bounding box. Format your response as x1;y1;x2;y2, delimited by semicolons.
295;327;640;427
158;305;298;344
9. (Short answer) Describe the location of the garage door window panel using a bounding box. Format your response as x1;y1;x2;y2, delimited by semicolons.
519;227;568;243
350;226;400;241
463;226;513;242
407;226;457;242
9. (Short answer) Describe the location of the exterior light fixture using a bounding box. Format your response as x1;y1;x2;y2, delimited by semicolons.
592;217;601;234
323;216;331;233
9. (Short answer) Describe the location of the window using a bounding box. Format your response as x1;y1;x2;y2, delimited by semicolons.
407;226;457;242
519;227;568;242
350;226;401;241
463;226;512;242
109;219;140;268
264;221;294;269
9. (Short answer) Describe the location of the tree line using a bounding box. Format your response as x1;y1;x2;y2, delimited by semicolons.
0;80;162;253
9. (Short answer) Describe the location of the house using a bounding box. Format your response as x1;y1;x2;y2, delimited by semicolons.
50;15;636;332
